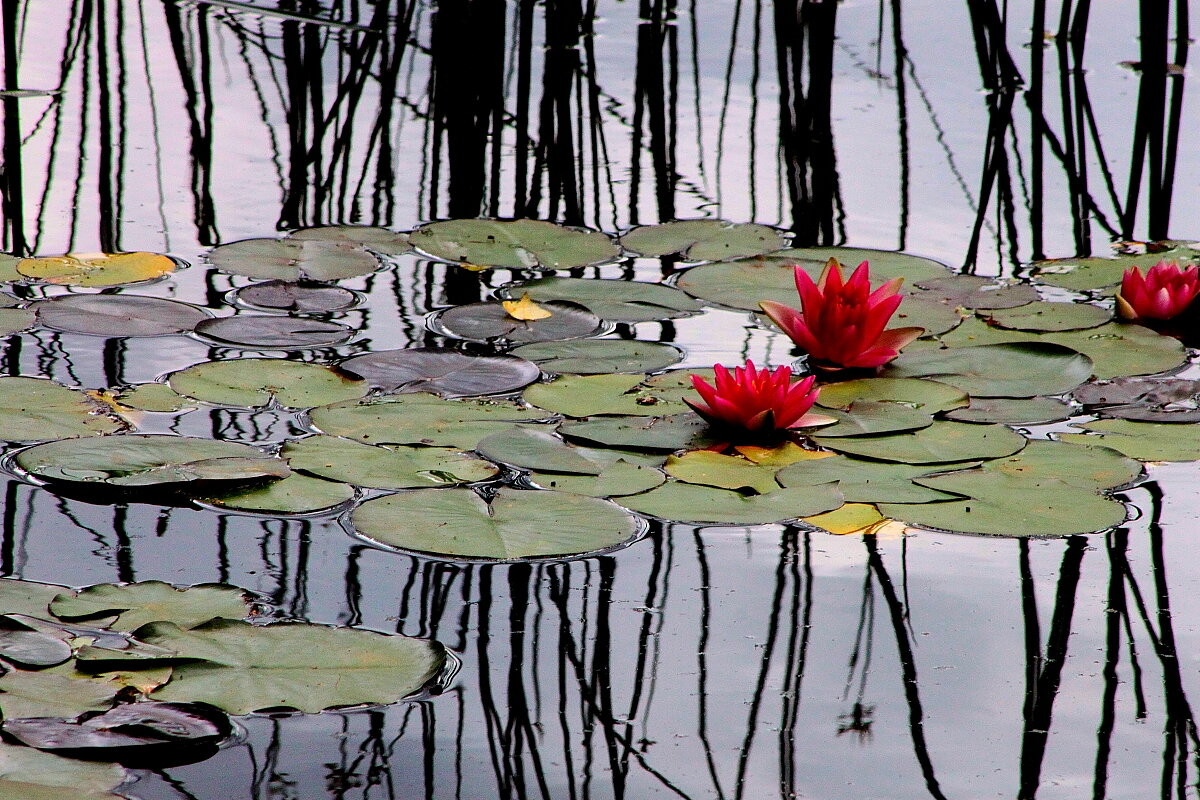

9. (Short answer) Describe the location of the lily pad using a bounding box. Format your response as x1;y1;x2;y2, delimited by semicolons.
50;582;251;632
17;252;177;287
0;579;71;619
618;482;843;525
351;488;640;559
972;439;1142;489
815;420;1027;464
231;281;360;312
884;342;1093;397
776;455;962;504
143;619;447;714
526;461;666;497
912;275;1039;309
193;316;354;349
0;622;72;669
475;427;662;475
810;401;934;437
409;218;619;270
0;742;127;799
1060;419;1200;462
113;384;195;413
0;254;21;282
0;377;125;441
1031;246;1198;291
31;295;209;337
620;220;786;261
559;413;718;452
429;300;604;343
983;301;1112;332
944;396;1075;424
198;473;355;515
288;225;411;255
0;666;120;720
524;373;689;418
0;308;35;335
499;277;702;322
15;435;289;487
339;348;540;397
1073;377;1200;422
510;339;683;374
816;378;968;413
282;435;498;489
663;451;782;494
803;503;889;535
168;359;367;408
206;238;380;281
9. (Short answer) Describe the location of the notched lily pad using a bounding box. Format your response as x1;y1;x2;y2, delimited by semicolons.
113;384;195;413
198;473;355;515
339;348;540;397
429;300;604;343
499;276;702;323
231;280;360;313
0;377;126;441
944;396;1075;424
409;218;620;270
983;301;1112;332
620;220;786;261
912;275;1038;309
1061;419;1200;462
17;252;177;287
815;420;1027;464
283;435;499;489
168;359;367;408
207;238;380;281
510;339;683;374
1031;246;1198;292
559;413;718;452
816;378;968;413
193;316;354;349
288;225;411;255
884;342;1093;397
1073;377;1200;422
31;295;210;337
475;426;663;475
618;482;843;525
524;373;689;418
663;451;783;494
0;307;34;336
811;400;934;437
526;461;665;498
50;582;252;632
0;618;73;669
776;454;961;504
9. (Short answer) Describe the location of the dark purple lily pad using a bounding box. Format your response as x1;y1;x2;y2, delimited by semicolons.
339;348;541;397
31;295;210;337
427;300;605;343
231;281;360;313
194;316;354;349
1074;377;1200;422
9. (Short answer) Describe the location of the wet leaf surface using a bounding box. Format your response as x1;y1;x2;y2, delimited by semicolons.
618;482;843;525
283;435;499;489
500;276;702;322
194;315;354;348
32;295;209;337
0;377;126;441
884;342;1094;397
814;420;1027;464
17;252;176;287
207;238;380;281
288;225;411;255
50;582;252;632
339;347;541;396
620;220;786;261
429;300;604;343
510;339;683;374
168;359;367;408
409;218;620;269
231;280;360;312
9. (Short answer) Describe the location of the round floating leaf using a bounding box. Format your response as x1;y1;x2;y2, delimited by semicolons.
231;281;359;312
803;503;888;535
309;393;548;449
0;626;72;669
781;247;952;283
1061;419;1200;462
17;252;176;287
816;378;968;413
510;339;683;374
0;742;128;799
524;373;689;418
475;427;662;475
620;220;786;261
429;300;604;343
50;582;251;632
664;451;782;494
31;295;209;337
0;377;125;441
618;482;843;525
0;254;21;282
886;295;965;336
282;435;498;489
734;441;832;466
168;359;367;408
559;413;718;452
1031;247;1198;291
1074;377;1200;422
0;579;70;619
143;619;447;714
409;218;619;270
815;420;1027;464
527;461;666;498
974;439;1142;489
499;276;702;322
0;307;34;335
207;238;379;281
984;301;1112;332
198;473;355;515
675;258;805;310
15;435;289;487
812;401;934;437
776;455;960;504
351;488;640;559
884;342;1093;397
339;348;540;397
0;666;119;720
194;315;353;349
288;225;410;255
944;396;1075;424
912;275;1038;309
114;384;195;413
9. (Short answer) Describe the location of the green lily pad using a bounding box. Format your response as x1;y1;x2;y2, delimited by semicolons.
887;295;966;336
31;295;209;337
475;427;663;475
409;218;619;270
0;307;35;335
144;619;447;714
559;413;718;452
510;339;684;374
351;488;640;559
526;461;666;497
0;742;127;800
663;451;782;494
15;435;289;487
194;316;354;349
618;482;843;525
0;665;120;719
309;393;548;449
781;247;953;283
282;435;499;489
338;348;541;397
811;401;934;437
113;383;195;413
816;377;968;413
198;473;355;515
0;579;71;619
49;582;252;632
814;420;1027;464
429;300;604;343
499;277;702;322
524;373;689;418
776;455;962;503
168;359;368;408
983;301;1112;332
619;220;786;261
1060;419;1200;462
0;254;21;282
973;439;1142;489
231;281;360;313
0;377;126;441
206;238;380;281
884;342;1093;397
0;621;72;669
288;225;411;255
944;396;1075;424
1031;246;1199;291
912;275;1039;309
17;252;177;287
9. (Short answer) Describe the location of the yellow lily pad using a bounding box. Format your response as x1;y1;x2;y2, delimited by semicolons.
17;252;176;287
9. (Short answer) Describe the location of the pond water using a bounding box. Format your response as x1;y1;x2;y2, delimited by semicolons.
1;1;1199;799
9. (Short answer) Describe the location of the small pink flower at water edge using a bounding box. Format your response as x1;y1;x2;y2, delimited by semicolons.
685;361;824;435
759;258;925;370
1115;260;1200;322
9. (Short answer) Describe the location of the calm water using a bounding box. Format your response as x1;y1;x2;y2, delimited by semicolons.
2;1;1199;798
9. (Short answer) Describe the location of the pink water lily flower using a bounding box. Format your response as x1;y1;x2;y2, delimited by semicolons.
1116;260;1200;321
760;258;924;369
685;361;823;434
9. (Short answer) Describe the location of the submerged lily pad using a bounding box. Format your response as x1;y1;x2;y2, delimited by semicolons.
409;218;619;270
17;252;176;287
429;300;604;343
0;377;126;441
524;373;689;418
983;301;1112;332
49;582;251;632
339;348;540;397
288;225;410;256
231;281;360;313
15;435;289;487
884;342;1093;397
207;238;379;281
620;220;786;261
194;316;354;349
815;421;1026;464
198;473;355;515
499;277;702;322
816;378;968;413
144;619;447;714
282;435;498;489
618;482;843;525
351;488;640;559
168;359;367;408
31;295;209;337
510;339;683;374
944;396;1075;424
1060;419;1200;462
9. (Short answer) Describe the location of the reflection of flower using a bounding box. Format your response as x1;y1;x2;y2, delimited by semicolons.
1116;261;1200;321
685;361;820;434
760;259;924;369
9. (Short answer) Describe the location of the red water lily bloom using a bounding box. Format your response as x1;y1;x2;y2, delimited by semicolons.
1116;260;1200;321
686;361;821;434
759;259;924;369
